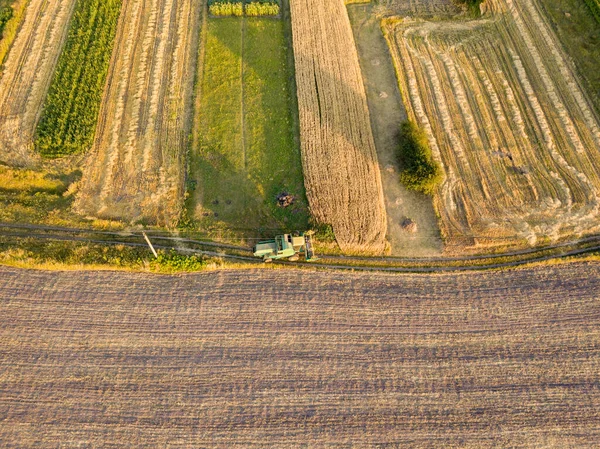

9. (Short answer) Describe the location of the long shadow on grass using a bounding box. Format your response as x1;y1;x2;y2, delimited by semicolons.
189;13;310;239
192;4;386;242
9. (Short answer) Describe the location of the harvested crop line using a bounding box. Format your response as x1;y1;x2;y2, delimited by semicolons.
75;0;202;227
384;0;600;252
290;0;387;254
0;0;77;167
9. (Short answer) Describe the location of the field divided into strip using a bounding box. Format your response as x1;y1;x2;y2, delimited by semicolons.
34;0;122;158
1;264;599;446
385;0;600;252
75;0;202;227
0;0;77;167
189;16;309;236
290;0;387;254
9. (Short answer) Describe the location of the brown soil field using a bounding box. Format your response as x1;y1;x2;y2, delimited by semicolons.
0;0;77;167
384;0;600;252
290;0;388;254
1;263;600;447
75;0;202;227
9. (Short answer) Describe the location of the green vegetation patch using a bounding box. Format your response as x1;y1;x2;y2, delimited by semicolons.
397;121;443;195
0;237;211;273
583;0;600;24
0;0;13;38
187;17;308;238
540;0;600;112
35;0;122;158
209;0;280;17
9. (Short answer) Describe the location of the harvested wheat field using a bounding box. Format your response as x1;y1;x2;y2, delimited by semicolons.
290;0;387;254
75;0;202;227
1;263;600;447
0;0;76;167
384;0;600;252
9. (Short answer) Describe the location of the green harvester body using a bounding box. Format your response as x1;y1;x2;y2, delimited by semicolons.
253;232;317;262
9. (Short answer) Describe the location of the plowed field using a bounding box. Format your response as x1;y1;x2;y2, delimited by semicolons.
384;0;600;251
1;264;599;447
75;0;202;227
0;0;77;167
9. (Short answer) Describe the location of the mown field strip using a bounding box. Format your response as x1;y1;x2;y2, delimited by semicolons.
385;0;600;253
75;0;202;227
189;17;308;236
1;264;599;446
34;0;122;158
0;0;77;167
290;0;387;254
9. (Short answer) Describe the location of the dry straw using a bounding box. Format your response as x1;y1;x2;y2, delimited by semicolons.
290;0;387;254
75;0;202;227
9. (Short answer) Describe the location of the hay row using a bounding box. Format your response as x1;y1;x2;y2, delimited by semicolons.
384;0;600;251
0;0;77;167
290;0;387;253
75;0;201;227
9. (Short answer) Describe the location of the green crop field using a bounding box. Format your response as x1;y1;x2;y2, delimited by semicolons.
34;0;121;157
539;0;600;113
188;17;308;238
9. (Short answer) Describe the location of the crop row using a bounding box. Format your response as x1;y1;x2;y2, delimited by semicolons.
35;0;122;158
384;0;600;251
75;0;202;227
290;0;387;253
209;0;279;17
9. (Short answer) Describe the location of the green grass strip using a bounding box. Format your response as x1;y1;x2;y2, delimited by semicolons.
35;0;122;158
583;0;600;24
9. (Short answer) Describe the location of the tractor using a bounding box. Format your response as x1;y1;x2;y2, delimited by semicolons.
252;232;317;262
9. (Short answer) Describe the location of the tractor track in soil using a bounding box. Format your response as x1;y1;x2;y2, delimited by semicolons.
2;222;600;272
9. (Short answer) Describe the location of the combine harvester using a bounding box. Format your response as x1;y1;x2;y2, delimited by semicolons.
253;232;317;262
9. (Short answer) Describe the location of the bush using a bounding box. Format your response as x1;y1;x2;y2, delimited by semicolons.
245;2;279;17
0;4;13;39
397;121;443;195
209;1;244;16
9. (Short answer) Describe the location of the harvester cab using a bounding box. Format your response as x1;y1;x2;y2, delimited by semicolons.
252;231;317;262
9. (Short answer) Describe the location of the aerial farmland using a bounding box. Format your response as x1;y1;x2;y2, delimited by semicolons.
0;0;598;257
1;0;600;446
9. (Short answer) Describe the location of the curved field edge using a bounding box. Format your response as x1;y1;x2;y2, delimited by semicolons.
383;0;600;253
0;0;78;167
1;263;599;447
34;0;122;158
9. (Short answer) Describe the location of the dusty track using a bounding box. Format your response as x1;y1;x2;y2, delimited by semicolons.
1;264;600;447
0;0;77;167
75;0;202;227
384;0;600;252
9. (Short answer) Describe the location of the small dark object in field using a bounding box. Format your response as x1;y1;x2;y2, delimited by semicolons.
277;192;295;208
225;199;232;205
214;212;219;217
401;218;418;233
212;199;219;205
202;212;210;217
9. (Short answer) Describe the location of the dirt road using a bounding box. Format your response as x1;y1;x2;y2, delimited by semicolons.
1;264;599;447
348;4;443;256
